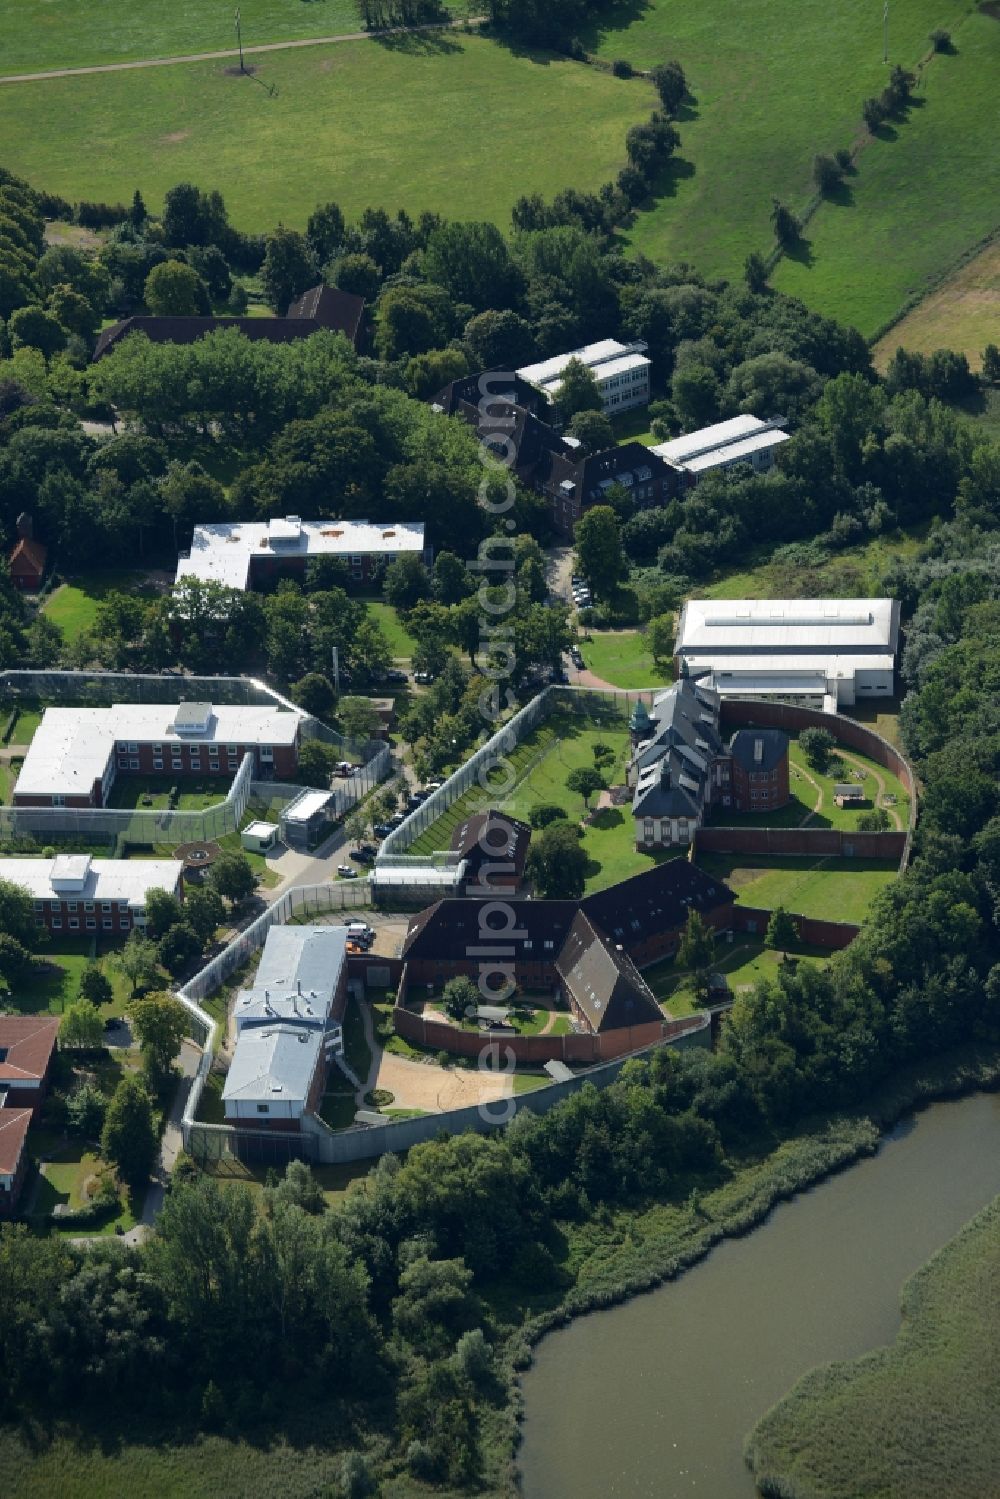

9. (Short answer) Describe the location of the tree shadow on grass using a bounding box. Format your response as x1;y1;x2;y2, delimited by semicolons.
782;230;816;269
823;178;857;210
588;806;624;831
372;27;462;54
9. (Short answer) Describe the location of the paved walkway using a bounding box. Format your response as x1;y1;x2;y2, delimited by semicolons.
0;17;482;85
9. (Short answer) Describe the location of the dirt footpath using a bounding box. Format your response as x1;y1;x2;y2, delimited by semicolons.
374;1050;514;1114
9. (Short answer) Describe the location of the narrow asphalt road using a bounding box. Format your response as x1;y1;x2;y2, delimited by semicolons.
0;18;483;84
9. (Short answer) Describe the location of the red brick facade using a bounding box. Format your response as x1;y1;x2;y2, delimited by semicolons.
729;754;791;813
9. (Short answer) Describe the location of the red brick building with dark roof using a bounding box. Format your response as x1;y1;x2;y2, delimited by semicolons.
9;536;47;591
451;809;532;893
0;1108;32;1216
0;1016;60;1112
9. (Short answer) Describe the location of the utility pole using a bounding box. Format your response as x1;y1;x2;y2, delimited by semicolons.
331;646;340;694
883;0;889;64
234;7;244;72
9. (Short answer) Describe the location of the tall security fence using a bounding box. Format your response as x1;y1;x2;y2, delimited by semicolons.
0;750;253;845
378;686;630;857
0;670;391;843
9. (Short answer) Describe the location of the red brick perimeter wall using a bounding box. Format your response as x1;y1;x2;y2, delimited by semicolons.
693;826;906;859
733;905;860;949
392;966;703;1063
718;700;915;806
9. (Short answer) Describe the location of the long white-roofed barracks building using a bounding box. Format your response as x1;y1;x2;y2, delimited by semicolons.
674;597;901;710
13;701;302;808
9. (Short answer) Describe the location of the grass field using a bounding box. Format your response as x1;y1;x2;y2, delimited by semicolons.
644;934;831;1016
595;0;970;292
4;940;134;1021
0;0;452;72
873;234;1000;371
363;599;418;660
42;571;159;642
773;11;1000;335
107;775;230;811
696;852;898;925
0;35;649;231
579;629;668;690
746;1193;1000;1499
407;706;678;891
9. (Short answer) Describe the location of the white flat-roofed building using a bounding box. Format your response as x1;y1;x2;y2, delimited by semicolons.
518;339;651;415
0;854;184;934
13;701;303;808
176;517;426;591
652;415;789;480
674;597;900;709
224;925;348;1125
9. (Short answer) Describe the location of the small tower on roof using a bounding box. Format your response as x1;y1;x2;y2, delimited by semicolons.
629;697;652;748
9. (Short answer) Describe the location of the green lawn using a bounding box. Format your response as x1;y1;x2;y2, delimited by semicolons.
108;776;231;811
0;761;14;805
595;0;970;299
0;0;427;72
706;740;910;832
363;600;418;660
3;940;134;1022
579;630;669;690
873;235;1000;373
644;934;831;1017
747;1194;1000;1499
0;35;649;231
695;852;899;925
789;742;911;830
42;571;158;642
407;705;671;892
0;701;45;744
772;11;1000;335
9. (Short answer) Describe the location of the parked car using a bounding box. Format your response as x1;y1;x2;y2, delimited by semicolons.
344;920;375;943
373;822;393;838
407;791;427;807
350;845;375;863
386;813;405;829
413;670;434;684
570;646;584;668
383;668;408;684
422;781;443;793
336;864;358;879
335;761;353;778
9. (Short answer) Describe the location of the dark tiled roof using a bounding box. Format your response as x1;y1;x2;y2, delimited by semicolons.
402;897;578;964
631;679;725;822
581;859;733;947
556;910;662;1033
0;1108;31;1175
451;809;531;882
403;860;733;968
93;284;364;361
728;728;789;774
0;1016;60;1084
432;372;543;417
9;537;47;577
286;284;365;343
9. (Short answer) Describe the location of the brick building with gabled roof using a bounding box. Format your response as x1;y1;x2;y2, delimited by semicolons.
0;1016;60;1112
9;536;47;591
0;1108;33;1216
450;809;532;893
401;859;734;1039
556;910;663;1034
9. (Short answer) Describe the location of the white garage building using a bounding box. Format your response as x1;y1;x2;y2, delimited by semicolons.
674;597;901;710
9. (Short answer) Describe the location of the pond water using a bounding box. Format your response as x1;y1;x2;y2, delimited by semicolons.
518;1091;1000;1498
